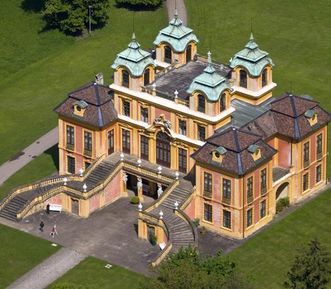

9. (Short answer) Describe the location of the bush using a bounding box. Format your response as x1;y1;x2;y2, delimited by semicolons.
276;197;290;213
115;0;162;8
192;218;200;227
149;233;157;246
130;196;140;204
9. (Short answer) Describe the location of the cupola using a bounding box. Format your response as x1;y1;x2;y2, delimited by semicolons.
153;9;199;66
111;33;155;90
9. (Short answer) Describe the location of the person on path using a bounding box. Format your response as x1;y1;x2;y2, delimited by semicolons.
50;224;58;238
39;221;45;232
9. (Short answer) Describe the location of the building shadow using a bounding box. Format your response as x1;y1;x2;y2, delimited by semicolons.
44;144;59;171
20;0;45;12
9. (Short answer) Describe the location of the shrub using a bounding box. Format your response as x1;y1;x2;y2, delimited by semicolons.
149;233;157;246
276;197;290;213
130;196;140;204
192;218;200;227
116;0;162;8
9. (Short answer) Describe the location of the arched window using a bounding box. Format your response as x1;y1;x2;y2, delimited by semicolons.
186;45;192;63
122;70;129;88
156;132;171;168
164;45;172;63
198;94;206;113
262;68;268;87
144;68;150;86
239;70;247;88
220;92;226;112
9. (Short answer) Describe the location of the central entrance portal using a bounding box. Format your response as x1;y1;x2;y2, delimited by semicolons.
156;132;171;168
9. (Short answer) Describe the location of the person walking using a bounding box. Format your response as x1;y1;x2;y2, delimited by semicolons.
50;224;58;238
39;221;45;232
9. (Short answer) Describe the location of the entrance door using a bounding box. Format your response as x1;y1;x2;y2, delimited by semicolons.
156;132;171;168
71;198;79;215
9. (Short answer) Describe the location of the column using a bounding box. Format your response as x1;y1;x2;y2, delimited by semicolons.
122;172;128;197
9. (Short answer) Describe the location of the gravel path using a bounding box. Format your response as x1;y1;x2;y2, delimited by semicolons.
6;248;85;289
166;0;187;25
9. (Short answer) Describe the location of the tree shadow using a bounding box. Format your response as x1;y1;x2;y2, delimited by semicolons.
20;0;46;12
114;1;163;12
44;144;59;171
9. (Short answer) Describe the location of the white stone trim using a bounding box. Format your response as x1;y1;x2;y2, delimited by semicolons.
154;60;171;69
232;82;277;98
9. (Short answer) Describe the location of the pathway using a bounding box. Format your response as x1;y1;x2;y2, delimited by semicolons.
0;127;58;186
6;248;85;289
166;0;187;25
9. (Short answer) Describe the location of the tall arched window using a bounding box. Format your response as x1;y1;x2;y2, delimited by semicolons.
144;68;150;86
122;70;129;88
220;92;226;112
186;45;192;63
198;94;206;113
156;132;171;168
262;68;268;87
239;70;247;88
164;45;172;63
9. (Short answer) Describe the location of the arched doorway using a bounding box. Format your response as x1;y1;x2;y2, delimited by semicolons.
156;132;171;168
276;182;289;200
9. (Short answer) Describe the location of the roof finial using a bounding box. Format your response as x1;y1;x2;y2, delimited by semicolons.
207;51;212;64
132;32;136;41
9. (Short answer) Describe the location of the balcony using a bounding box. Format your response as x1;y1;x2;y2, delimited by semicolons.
273;167;291;183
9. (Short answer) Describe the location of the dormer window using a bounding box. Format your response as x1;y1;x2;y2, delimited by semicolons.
239;70;247;88
73;100;88;117
248;144;261;161
164;45;172;63
186;45;192;63
262;68;268;87
220;93;226;112
122;70;130;88
198;94;205;113
305;109;318;126
144;68;150;86
212;146;227;163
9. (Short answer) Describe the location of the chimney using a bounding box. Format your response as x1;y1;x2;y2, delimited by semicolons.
95;73;104;85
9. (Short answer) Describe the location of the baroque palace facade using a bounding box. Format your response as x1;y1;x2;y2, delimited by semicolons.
1;12;329;257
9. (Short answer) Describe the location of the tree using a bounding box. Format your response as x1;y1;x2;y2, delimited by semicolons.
284;239;331;289
42;0;110;35
115;0;162;9
142;246;250;289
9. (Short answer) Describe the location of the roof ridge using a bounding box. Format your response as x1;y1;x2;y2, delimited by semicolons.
233;129;241;152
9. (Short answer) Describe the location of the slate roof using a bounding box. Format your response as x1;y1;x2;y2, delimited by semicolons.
192;127;277;176
54;82;118;128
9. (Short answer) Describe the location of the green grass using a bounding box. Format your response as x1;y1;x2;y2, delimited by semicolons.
0;224;60;288
229;189;331;289
0;0;166;165
48;257;147;289
186;0;331;173
0;145;58;200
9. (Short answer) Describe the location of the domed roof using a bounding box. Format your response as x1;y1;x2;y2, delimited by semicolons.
229;33;274;77
111;33;155;77
153;10;199;52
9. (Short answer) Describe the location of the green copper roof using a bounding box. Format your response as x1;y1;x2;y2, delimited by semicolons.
229;33;274;77
153;10;199;52
111;33;155;77
187;52;230;102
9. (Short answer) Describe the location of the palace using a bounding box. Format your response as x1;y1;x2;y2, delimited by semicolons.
1;11;330;262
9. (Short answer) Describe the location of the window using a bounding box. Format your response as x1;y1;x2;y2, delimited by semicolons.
84;131;92;156
198;125;206;141
140;135;149;160
67;156;75;174
260;200;266;219
222;178;231;204
164;45;172;63
178;148;187;173
247;176;253;203
66;125;75;150
198;94;205;113
246;208;253;227
203;172;212;197
85;162;91;170
303;173;309;192
122;100;130;117
141;107;148;123
261;168;267;194
303;142;310;167
108;130;114;155
220;93;226;112
122;70;129;88
262;68;268;87
316;134;322;159
223;210;231;229
144;68;150;86
239;70;247;88
186;45;192;63
204;203;212;222
179;120;187;135
122;129;131;154
156;132;171;168
316;165;322;183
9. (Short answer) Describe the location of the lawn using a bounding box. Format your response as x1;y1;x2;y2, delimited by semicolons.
229;188;331;289
0;0;167;165
0;224;59;288
48;257;147;289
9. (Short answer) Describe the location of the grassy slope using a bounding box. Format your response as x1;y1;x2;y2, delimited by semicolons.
229;189;331;289
0;0;166;164
48;257;147;289
0;224;59;288
186;0;331;171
